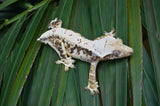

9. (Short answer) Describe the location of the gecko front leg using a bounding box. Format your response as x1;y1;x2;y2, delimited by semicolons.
85;61;99;95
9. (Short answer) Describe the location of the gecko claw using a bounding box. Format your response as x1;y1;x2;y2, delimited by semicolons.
91;91;95;95
111;28;115;33
104;31;108;36
113;32;117;36
95;89;99;93
104;30;116;37
85;87;95;95
85;87;89;90
70;64;75;68
72;59;76;63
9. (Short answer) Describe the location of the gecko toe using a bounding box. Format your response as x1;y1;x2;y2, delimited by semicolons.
55;60;62;64
85;86;99;95
91;91;95;95
70;64;75;69
95;89;99;93
65;66;69;71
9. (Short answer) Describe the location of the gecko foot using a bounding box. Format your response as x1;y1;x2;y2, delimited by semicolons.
55;57;75;71
85;81;99;95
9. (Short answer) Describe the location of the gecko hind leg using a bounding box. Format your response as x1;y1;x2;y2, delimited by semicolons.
48;18;62;29
85;61;99;95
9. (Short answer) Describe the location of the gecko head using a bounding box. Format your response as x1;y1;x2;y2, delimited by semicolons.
48;18;62;29
112;45;133;59
103;38;133;60
111;38;133;59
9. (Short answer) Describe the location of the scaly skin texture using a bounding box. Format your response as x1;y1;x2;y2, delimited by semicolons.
37;18;133;95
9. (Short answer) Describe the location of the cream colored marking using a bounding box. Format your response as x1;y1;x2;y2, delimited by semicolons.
89;73;95;76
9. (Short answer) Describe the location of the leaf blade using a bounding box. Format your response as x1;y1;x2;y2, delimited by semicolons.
0;2;48;105
0;0;17;10
143;0;160;102
116;0;128;105
128;0;143;105
143;47;159;105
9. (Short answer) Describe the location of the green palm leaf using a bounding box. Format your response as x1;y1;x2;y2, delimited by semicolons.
0;0;159;106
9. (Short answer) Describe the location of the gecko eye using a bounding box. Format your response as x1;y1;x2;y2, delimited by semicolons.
113;50;120;56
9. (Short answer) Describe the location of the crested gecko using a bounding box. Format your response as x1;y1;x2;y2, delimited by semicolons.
37;18;133;95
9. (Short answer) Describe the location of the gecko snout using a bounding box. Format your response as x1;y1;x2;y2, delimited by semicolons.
115;45;133;58
122;46;133;57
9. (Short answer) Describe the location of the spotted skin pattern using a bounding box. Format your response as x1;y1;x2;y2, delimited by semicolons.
37;18;133;95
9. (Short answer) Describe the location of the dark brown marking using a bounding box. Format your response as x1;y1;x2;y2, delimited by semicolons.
67;43;70;48
104;54;114;59
54;20;60;25
77;47;82;54
48;36;52;39
70;47;75;53
69;44;77;54
82;49;86;54
58;47;62;52
84;49;92;56
61;54;66;59
70;48;74;53
91;56;98;62
88;51;92;56
40;38;47;41
62;39;65;43
55;42;66;59
69;34;72;36
55;35;60;39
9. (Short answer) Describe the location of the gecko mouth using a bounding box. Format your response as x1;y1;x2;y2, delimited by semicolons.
104;54;119;60
103;51;133;60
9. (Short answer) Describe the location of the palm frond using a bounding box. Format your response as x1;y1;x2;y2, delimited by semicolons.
0;0;160;105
